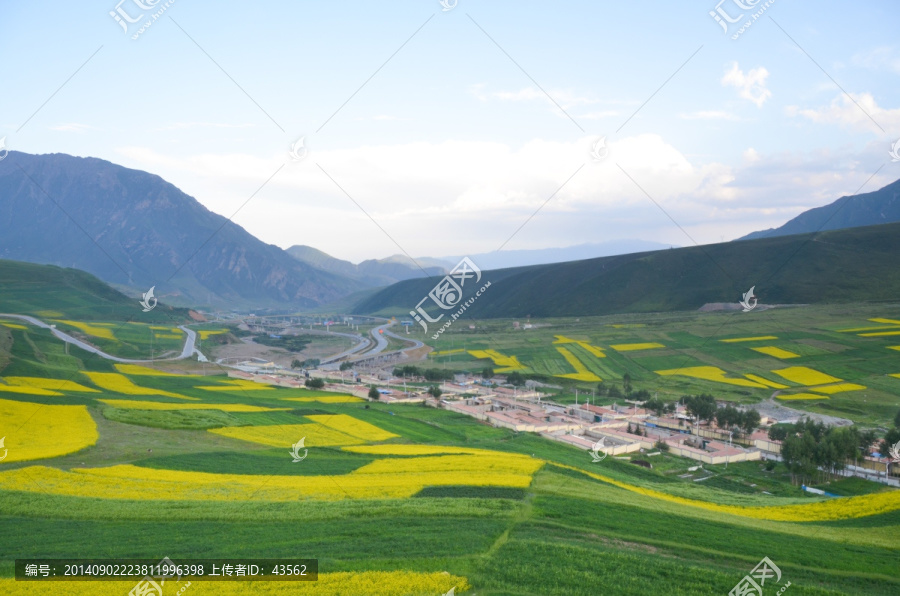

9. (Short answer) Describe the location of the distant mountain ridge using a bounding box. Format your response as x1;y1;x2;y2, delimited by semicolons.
286;245;448;287
738;178;900;240
0;152;364;308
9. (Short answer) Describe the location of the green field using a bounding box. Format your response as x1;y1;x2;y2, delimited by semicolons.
0;307;899;595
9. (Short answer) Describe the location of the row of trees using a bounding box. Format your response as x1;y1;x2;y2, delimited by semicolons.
769;419;877;485
595;374;649;400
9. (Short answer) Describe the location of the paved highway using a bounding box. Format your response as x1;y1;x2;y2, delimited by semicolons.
0;314;205;363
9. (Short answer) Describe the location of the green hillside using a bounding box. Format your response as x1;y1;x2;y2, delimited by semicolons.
353;221;900;318
0;258;188;323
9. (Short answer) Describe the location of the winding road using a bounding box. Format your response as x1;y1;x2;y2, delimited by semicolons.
0;314;205;363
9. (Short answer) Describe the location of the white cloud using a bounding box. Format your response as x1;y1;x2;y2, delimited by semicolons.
851;46;900;75
786;92;900;133
721;62;771;108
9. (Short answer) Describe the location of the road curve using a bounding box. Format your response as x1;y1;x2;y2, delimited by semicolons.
0;314;204;363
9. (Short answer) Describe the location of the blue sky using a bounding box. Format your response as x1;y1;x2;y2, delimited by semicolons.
1;0;899;261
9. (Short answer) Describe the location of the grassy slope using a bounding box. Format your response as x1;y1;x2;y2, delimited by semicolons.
352;221;900;318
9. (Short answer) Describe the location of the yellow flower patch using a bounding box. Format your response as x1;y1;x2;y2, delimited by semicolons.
751;346;800;359
719;336;778;343
114;364;189;377
99;399;286;412
198;329;228;340
55;320;116;340
149;326;181;332
0;571;468;596
743;374;788;389
0;385;61;396
306;414;399;441
0;398;97;462
870;317;900;325
0;322;27;330
552;462;900;522
210;422;364;447
284;395;364;404
552;335;605;357
860;330;900;337
2;376;99;393
610;342;665;351
775;393;829;401
153;333;183;339
83;372;195;399
467;349;526;372
656;366;766;388
196;379;273;391
888;346;900;352
808;383;866;394
771;366;841;386
0;445;541;501
553;346;602;382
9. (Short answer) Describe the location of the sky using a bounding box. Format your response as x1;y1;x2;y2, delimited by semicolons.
1;0;899;263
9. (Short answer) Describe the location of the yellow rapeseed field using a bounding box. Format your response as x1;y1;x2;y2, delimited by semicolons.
467;349;526;372
750;346;800;359
808;383;866;394
656;366;766;388
0;398;97;462
552;335;606;357
55;320;116;340
0;571;469;595
552;463;900;522
775;393;829;400
3;376;99;392
114;364;189;377
198;329;228;340
719;336;778;343
0;447;541;500
306;414;399;441
771;366;841;386
0;385;61;396
284;395;364;404
196;378;274;391
0;322;27;329
83;372;194;399
100;399;287;412
209;422;365;447
743;374;788;389
153;333;183;339
870;317;900;325
553;346;602;382
888;346;900;352
610;342;664;351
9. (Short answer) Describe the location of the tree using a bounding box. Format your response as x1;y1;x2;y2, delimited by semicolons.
643;398;671;417
894;408;900;429
291;359;302;369
427;385;442;398
596;382;608;396
654;440;670;452
339;361;354;371
305;378;324;389
368;385;380;399
768;424;789;442
740;409;761;434
622;373;632;395
685;394;716;423
507;372;526;387
482;367;494;379
607;386;622;398
880;427;900;458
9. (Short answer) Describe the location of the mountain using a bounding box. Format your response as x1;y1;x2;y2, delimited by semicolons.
287;245;449;287
0;152;364;308
440;240;676;270
739;178;900;240
353;221;900;318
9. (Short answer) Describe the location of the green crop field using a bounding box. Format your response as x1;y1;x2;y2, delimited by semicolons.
1;302;899;595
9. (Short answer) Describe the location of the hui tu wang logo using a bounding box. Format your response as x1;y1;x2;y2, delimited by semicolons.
409;257;491;340
289;137;308;161
730;556;789;596
709;0;776;40
740;286;758;312
439;0;458;12
889;440;900;463
110;0;176;40
0;136;8;161
889;138;900;162
140;286;158;312
289;437;308;463
0;436;7;461
590;136;608;161
589;437;608;463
